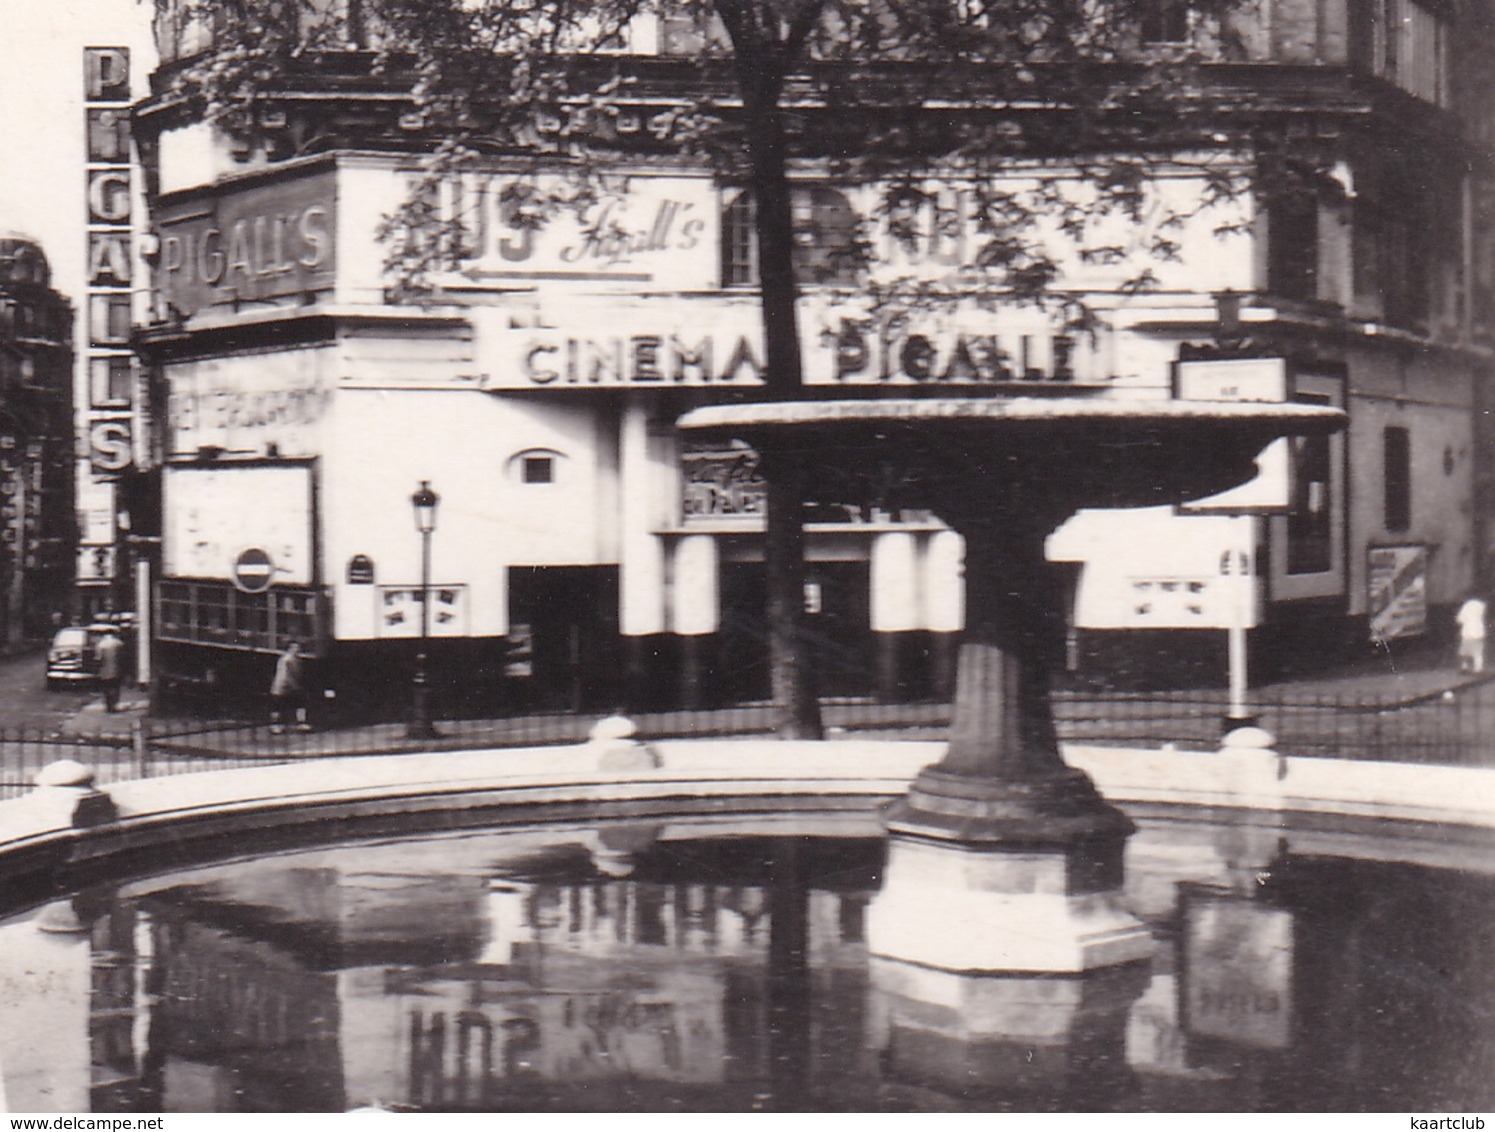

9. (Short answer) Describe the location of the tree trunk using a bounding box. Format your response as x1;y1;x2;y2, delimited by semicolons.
742;60;823;740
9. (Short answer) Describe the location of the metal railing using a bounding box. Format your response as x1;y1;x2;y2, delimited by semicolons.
3;681;1492;801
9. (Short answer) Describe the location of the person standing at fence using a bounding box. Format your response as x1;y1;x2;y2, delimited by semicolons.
270;641;312;733
95;627;125;713
1457;593;1488;674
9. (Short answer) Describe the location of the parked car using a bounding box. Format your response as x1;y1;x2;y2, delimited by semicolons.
45;624;113;689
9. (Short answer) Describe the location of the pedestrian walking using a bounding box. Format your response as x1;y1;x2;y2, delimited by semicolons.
95;627;125;713
270;641;312;733
1456;592;1487;674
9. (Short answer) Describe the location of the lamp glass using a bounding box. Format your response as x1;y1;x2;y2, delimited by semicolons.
411;481;439;533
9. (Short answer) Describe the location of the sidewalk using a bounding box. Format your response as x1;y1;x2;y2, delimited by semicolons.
53;653;1495;760
1255;654;1495;707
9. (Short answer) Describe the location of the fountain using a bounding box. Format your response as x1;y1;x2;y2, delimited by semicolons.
678;394;1344;973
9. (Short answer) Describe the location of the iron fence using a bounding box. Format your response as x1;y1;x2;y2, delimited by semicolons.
3;681;1492;802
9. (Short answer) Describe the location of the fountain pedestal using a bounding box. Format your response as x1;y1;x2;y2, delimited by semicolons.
870;506;1153;972
679;395;1343;975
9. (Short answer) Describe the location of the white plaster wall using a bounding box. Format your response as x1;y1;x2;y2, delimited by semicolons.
1051;508;1258;629
1343;358;1476;614
333;159;411;306
322;389;621;640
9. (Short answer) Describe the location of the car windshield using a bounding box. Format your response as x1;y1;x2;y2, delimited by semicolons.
53;629;88;647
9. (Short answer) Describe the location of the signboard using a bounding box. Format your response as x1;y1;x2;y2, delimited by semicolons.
429;172;718;290
1182;889;1294;1051
233;548;275;593
1177;358;1290;513
347;555;375;585
475;296;1111;390
88;417;133;476
679;441;936;527
376;584;468;638
1368;544;1428;642
155;169;337;317
166;348;331;458
1052;509;1259;629
77;544;116;584
83;47;136;480
1121;576;1223;627
163;464;313;584
681;443;767;522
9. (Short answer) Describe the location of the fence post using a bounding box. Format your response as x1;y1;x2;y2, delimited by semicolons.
132;719;151;781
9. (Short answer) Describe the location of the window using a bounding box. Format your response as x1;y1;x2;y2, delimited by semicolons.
512;448;563;486
1139;0;1190;44
522;455;554;484
722;192;757;288
1267;192;1318;303
659;8;729;54
1384;426;1411;532
1353;201;1432;329
156;579;319;652
721;186;861;287
1349;0;1449;106
1287;393;1334;574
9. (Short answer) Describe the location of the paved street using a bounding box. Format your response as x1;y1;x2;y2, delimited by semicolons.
0;646;95;730
0;646;146;734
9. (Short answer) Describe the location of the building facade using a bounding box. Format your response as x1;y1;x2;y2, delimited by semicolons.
133;0;1495;713
0;234;76;645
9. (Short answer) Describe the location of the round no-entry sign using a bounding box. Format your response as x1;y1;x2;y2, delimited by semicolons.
233;548;275;593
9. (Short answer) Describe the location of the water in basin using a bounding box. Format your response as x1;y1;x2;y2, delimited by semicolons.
1;810;1490;1113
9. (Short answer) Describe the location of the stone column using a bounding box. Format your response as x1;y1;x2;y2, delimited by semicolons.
923;529;965;700
870;530;920;702
619;397;667;706
671;534;719;709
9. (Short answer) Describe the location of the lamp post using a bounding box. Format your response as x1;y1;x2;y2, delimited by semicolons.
408;480;440;740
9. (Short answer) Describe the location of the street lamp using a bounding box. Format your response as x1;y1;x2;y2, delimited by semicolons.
408;480;440;740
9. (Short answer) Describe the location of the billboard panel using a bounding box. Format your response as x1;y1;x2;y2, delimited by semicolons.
1367;544;1428;642
163;464;314;585
155;170;337;317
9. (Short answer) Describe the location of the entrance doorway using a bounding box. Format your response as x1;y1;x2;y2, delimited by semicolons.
718;560;872;704
508;566;621;712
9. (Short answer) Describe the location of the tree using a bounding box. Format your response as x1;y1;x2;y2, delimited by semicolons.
150;0;1265;737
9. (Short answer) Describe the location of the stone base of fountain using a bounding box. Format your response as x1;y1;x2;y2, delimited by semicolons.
867;831;1155;973
869;769;1154;973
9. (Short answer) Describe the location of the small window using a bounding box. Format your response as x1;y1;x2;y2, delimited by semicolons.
1267;192;1319;303
522;455;554;484
1384;425;1411;532
511;448;564;486
1139;0;1190;44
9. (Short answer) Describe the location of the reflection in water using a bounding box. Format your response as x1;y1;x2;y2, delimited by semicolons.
1;821;1493;1113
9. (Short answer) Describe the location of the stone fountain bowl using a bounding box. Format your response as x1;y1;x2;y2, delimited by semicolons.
677;396;1345;519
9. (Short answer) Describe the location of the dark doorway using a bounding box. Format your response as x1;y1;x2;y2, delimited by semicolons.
718;560;873;704
508;566;621;712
